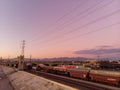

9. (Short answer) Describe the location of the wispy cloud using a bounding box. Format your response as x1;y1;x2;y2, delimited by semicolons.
74;46;120;55
96;45;113;49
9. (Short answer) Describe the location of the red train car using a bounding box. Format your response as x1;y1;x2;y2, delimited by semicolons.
89;70;120;86
68;68;90;80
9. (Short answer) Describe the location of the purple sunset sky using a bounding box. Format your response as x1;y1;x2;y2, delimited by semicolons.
0;0;120;58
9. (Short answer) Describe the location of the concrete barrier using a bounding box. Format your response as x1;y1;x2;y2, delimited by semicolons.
2;66;78;90
1;66;17;75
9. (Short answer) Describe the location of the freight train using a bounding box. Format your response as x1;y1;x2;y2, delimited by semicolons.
26;64;120;86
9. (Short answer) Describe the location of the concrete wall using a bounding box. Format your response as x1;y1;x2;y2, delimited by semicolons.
2;66;17;75
2;66;78;90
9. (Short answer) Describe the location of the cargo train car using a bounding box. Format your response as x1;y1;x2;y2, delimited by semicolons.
36;64;54;73
52;65;78;75
53;66;68;75
89;70;120;86
35;64;120;86
68;68;90;80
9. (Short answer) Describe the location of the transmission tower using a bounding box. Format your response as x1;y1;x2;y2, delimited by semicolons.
18;40;25;70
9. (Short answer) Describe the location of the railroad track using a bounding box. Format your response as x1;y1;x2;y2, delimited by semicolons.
26;70;120;90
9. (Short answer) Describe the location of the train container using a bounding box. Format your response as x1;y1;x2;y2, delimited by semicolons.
53;66;68;75
52;65;78;75
89;70;120;86
36;64;55;73
68;68;90;80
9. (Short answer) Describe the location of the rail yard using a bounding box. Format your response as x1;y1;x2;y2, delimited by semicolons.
24;63;120;90
1;0;120;90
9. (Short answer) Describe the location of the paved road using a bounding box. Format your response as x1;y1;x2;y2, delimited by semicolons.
0;65;13;90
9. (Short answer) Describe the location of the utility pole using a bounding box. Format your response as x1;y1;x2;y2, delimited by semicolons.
8;55;10;62
0;57;2;65
21;40;25;56
30;55;32;64
97;55;100;60
18;40;25;70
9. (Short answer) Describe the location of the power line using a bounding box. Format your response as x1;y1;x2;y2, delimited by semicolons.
49;0;104;30
28;0;88;43
28;22;120;48
28;8;120;46
58;9;120;38
47;22;120;46
53;22;120;45
53;0;87;23
29;0;101;43
28;0;113;44
52;0;113;33
50;0;105;32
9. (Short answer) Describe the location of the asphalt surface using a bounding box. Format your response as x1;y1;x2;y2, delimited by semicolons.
0;65;13;90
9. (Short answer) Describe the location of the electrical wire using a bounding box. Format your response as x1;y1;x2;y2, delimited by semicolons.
28;0;113;44
28;0;88;42
28;21;120;48
28;8;120;47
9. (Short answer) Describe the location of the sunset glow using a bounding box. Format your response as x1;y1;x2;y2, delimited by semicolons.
0;0;120;58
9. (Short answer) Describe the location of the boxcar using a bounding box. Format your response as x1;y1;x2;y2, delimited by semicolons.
89;70;120;85
68;68;90;80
